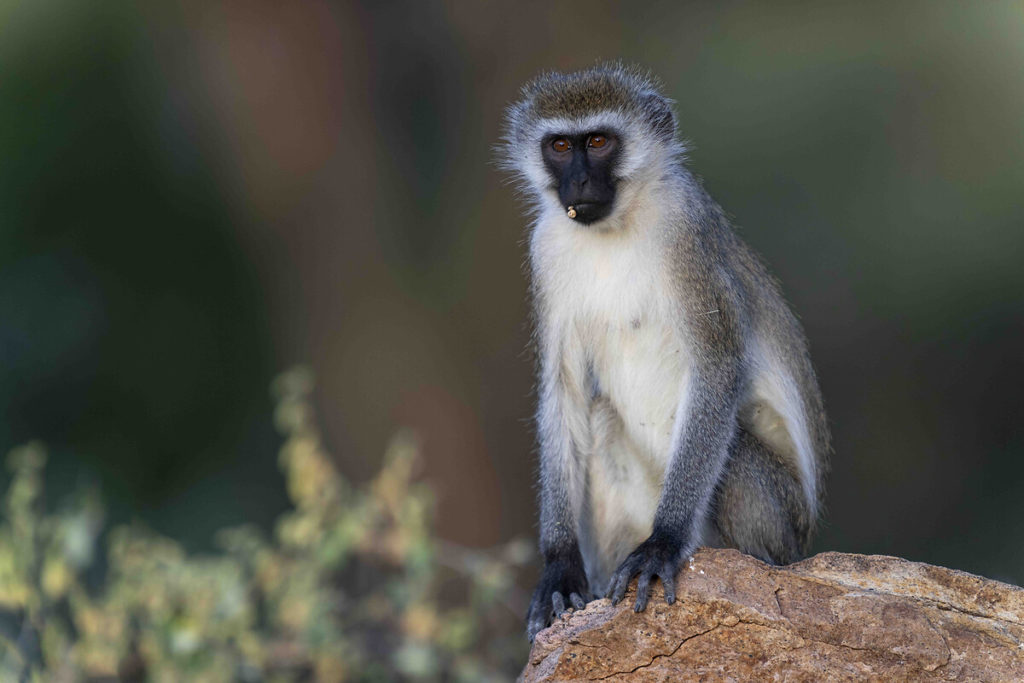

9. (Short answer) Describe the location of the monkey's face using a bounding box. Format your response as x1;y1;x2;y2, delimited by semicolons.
541;131;619;225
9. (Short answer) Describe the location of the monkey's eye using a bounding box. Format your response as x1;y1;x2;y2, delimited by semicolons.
551;138;571;153
588;134;607;148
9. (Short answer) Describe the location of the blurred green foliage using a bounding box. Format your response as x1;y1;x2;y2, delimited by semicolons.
0;369;530;681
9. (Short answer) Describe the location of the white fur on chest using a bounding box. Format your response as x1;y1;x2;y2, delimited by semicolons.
532;214;691;465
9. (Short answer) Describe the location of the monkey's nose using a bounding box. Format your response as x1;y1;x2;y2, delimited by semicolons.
569;170;589;192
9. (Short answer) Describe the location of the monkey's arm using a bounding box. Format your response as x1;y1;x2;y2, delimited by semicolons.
607;276;743;612
526;332;590;641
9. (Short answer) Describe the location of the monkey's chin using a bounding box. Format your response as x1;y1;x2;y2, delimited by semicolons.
567;202;613;225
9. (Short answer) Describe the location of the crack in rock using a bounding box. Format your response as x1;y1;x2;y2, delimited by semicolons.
590;623;720;681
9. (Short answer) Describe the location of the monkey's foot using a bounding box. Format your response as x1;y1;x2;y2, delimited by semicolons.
526;554;591;642
606;533;689;613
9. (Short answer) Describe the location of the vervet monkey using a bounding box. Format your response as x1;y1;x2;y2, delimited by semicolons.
500;63;830;641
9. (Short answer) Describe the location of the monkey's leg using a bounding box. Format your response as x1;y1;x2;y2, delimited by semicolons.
713;428;811;565
525;341;592;641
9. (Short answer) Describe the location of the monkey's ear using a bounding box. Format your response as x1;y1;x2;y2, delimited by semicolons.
639;91;676;140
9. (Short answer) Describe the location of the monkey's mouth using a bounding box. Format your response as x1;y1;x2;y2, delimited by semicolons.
567;201;613;225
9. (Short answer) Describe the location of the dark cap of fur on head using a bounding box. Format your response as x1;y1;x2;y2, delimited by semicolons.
505;62;677;144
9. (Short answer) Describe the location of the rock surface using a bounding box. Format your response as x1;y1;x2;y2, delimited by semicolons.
520;548;1024;682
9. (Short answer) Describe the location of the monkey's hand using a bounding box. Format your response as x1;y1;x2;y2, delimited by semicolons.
526;551;591;642
606;530;688;612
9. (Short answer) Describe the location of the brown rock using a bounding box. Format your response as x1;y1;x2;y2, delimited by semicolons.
520;548;1024;682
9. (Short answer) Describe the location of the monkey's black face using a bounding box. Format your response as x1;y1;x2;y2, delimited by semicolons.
541;132;619;225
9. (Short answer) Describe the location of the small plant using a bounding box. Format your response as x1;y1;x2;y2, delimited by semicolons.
0;368;531;681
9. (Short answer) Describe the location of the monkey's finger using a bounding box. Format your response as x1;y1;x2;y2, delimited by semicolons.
552;591;567;616
608;569;632;605
660;569;677;605
606;574;619;603
526;610;546;642
634;572;652;612
606;573;621;603
570;592;586;610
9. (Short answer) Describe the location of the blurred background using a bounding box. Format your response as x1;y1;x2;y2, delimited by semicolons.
2;0;1023;594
